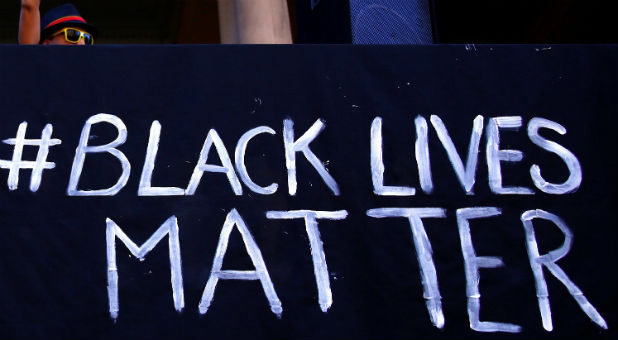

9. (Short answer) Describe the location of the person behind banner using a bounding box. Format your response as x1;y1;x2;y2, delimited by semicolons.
19;1;98;45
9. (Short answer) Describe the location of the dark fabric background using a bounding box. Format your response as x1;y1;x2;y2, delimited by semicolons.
0;45;615;339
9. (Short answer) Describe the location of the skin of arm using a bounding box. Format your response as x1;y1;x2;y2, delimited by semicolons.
18;0;41;44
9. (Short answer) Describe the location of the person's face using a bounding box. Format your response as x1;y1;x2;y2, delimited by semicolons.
43;34;85;45
42;28;91;45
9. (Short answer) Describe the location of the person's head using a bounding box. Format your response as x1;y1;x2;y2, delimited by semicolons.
39;3;98;45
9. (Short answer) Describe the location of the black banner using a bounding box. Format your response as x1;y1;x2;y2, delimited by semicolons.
0;45;616;339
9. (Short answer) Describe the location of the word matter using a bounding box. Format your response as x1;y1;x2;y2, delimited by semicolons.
106;207;607;332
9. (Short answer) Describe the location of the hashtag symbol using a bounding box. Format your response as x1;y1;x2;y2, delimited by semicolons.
0;122;62;192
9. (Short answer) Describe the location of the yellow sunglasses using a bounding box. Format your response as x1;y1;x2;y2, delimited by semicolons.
50;27;94;45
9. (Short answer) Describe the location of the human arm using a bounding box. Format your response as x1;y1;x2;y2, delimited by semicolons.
18;0;41;44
